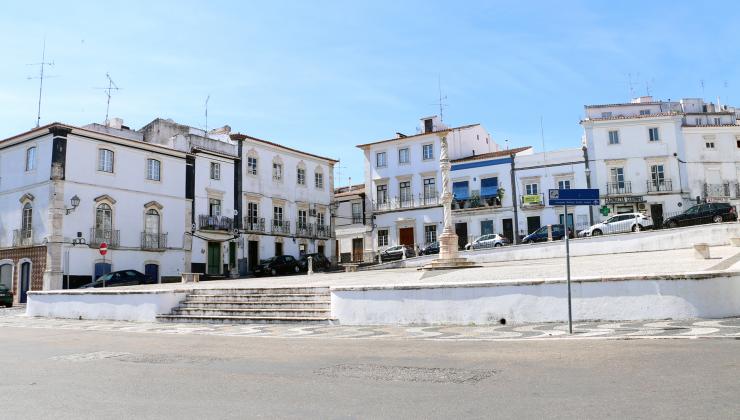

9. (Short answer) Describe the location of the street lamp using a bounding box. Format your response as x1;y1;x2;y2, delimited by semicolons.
65;195;80;215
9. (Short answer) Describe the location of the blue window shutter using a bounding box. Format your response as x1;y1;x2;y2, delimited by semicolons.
453;181;469;200
480;177;498;197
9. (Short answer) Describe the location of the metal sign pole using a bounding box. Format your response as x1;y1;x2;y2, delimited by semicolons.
565;202;573;334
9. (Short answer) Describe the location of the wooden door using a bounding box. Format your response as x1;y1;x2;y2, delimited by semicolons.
455;222;467;250
352;238;364;262
399;227;414;247
207;242;221;275
248;241;259;272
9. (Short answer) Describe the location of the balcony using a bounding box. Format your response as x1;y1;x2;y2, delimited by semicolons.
271;219;291;235
519;193;545;208
295;222;313;238
646;179;673;193
198;215;234;231
453;190;502;211
141;232;167;250
314;223;331;239
704;183;730;198
373;193;440;212
12;229;33;247
606;182;632;195
244;217;265;233
89;228;120;248
351;215;363;224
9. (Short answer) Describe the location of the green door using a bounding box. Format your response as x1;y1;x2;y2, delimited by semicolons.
207;242;221;275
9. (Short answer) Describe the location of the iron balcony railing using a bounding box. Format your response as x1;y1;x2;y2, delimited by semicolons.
453;196;503;210
12;229;33;247
89;228;120;248
351;215;363;224
271;219;291;235
314;223;331;239
373;193;440;212
519;193;545;207
198;215;234;231
244;217;265;233
704;183;730;198
646;179;673;193
295;222;313;237
141;232;167;250
606;182;632;195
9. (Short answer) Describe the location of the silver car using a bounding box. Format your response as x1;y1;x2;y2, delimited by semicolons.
465;234;509;250
578;213;653;237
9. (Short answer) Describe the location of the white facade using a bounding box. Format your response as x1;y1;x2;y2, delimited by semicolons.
333;184;372;263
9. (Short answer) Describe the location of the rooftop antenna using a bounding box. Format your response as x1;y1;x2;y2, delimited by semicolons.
700;79;705;98
334;163;347;187
540;116;548;174
435;75;448;122
26;37;55;128
627;73;636;99
505;139;509;150
204;94;210;136
94;73;120;124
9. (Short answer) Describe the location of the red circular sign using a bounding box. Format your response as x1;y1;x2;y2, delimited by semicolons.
99;242;108;256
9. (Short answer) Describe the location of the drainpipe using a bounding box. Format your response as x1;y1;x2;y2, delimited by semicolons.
582;146;594;225
510;153;519;244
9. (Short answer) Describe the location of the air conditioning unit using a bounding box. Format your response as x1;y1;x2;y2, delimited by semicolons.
638;203;646;210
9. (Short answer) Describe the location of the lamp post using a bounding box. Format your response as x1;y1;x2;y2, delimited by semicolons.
65;195;80;215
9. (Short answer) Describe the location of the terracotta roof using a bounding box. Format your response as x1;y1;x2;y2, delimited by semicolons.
240;133;339;163
581;112;682;123
356;123;481;148
450;146;532;163
334;185;366;198
0;122;58;144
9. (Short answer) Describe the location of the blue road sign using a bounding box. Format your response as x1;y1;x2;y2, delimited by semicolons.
548;189;600;206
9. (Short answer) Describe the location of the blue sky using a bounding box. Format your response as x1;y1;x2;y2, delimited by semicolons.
2;1;739;185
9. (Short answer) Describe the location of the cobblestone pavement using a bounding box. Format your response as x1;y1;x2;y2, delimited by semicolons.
1;307;739;340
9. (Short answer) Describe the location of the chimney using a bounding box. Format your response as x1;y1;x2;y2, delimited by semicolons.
106;117;124;129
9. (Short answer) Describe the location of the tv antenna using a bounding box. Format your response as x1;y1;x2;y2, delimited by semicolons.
431;75;448;122
204;94;210;136
700;79;705;98
94;73;120;123
334;163;347;187
627;72;640;99
27;38;55;128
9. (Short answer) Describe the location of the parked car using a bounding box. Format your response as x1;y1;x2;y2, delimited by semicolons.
522;224;573;244
298;253;332;272
420;241;440;255
0;284;13;307
254;255;301;277
465;234;510;250
578;213;653;237
663;203;737;228
80;270;155;288
380;245;415;262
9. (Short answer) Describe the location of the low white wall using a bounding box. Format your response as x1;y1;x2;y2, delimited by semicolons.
331;272;740;325
26;290;189;322
374;223;740;269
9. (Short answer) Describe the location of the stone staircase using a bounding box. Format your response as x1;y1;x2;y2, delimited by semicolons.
156;287;334;324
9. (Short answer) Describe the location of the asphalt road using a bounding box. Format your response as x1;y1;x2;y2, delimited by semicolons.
0;327;738;419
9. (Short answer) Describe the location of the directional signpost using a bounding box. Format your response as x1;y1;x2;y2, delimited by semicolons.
548;189;600;334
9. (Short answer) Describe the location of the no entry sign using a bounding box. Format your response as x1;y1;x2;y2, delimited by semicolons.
99;242;108;256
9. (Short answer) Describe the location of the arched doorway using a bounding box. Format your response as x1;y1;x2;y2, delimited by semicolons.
19;262;31;304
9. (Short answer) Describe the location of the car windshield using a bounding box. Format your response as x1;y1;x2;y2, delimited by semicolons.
97;273;114;282
684;206;698;215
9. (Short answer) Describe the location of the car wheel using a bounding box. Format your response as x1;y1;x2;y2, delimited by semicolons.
667;221;678;229
631;224;643;232
712;215;723;223
270;268;277;276
592;229;602;236
293;265;300;273
5;303;11;308
494;243;502;247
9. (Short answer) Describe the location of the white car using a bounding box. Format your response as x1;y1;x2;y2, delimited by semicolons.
578;213;653;237
465;234;510;250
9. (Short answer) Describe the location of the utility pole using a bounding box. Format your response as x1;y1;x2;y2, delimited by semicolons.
27;38;54;128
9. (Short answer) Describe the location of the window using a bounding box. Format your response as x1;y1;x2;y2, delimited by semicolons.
424;225;437;244
25;147;36;171
298;209;307;228
648;127;660;142
210;162;220;180
273;206;283;224
695;118;702;126
608;130;620;145
208;198;221;217
297;167;306;185
713;117;721;125
351;202;362;224
145;209;160;235
376;152;387;167
639;109;651;115
423;118;434;133
610;167;625;188
21;203;32;234
98;149;114;173
146;159;161;181
317;212;325;227
247;157;257;175
247;202;258;224
272;163;282;181
315;172;324;189
736;138;740;148
95;203;113;235
398;148;410;164
525;183;539;195
422;144;434;160
378;229;389;247
706;141;715;149
650;164;665;185
399;181;412;205
376;184;388;204
423;178;436;201
558;180;571;190
481;177;498;197
453;181;469;200
600;112;612;118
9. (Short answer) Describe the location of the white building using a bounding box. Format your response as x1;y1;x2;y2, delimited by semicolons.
582;96;740;226
333;183;371;263
0;120;191;303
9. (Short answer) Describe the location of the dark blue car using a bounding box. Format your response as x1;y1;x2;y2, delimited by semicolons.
522;224;573;244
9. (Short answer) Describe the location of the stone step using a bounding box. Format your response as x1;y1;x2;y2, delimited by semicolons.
178;301;331;310
190;287;330;296
171;308;331;318
184;293;330;302
156;314;335;325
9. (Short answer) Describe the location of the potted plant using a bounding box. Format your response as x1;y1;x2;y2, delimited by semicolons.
496;187;505;206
